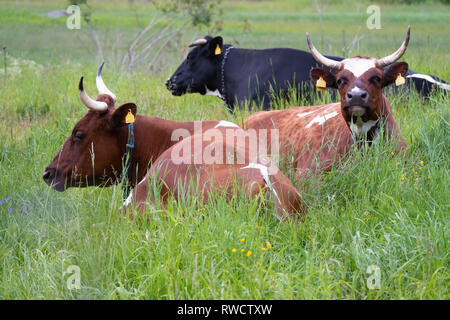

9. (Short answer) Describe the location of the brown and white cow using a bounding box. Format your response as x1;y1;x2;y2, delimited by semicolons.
43;63;304;219
125;125;304;220
244;27;410;180
43;63;227;192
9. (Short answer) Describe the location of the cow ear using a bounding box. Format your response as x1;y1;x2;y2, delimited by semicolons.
382;62;409;87
209;36;223;56
111;103;137;128
310;68;337;89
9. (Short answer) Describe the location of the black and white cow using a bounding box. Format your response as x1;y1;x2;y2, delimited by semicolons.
166;35;449;111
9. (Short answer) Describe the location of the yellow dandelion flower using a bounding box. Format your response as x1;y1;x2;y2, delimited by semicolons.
419;167;423;170
266;242;272;249
261;247;267;252
396;161;400;165
240;238;245;243
420;161;424;166
232;248;237;253
240;248;246;253
391;152;395;156
262;269;267;273
246;250;252;257
258;263;262;267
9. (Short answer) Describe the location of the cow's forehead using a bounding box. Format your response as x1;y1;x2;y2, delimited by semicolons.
342;57;377;77
72;110;106;133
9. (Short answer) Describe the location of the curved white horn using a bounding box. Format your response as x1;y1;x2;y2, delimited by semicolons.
376;26;410;68
189;38;207;47
79;76;108;112
306;32;342;70
96;61;117;101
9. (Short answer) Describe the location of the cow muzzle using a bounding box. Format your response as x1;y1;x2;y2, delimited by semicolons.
345;90;369;108
43;168;66;192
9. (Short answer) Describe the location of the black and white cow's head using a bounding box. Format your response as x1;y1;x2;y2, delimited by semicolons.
166;36;224;96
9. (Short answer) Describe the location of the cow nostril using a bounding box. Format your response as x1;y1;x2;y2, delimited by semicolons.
346;93;353;99
361;92;367;99
43;170;54;182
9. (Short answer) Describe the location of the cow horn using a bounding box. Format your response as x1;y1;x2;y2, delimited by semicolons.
188;38;207;47
79;76;108;112
96;61;117;101
306;32;342;70
376;26;410;68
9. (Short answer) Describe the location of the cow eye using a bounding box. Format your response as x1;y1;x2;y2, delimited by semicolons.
371;76;381;84
336;78;347;86
73;132;85;142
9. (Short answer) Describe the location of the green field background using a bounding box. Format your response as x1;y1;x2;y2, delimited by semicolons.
0;0;448;299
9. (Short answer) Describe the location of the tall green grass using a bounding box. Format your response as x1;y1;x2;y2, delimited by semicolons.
0;0;448;299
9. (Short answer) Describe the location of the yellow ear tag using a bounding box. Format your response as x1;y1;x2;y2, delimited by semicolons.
316;76;326;91
395;73;405;86
125;109;135;124
215;44;222;55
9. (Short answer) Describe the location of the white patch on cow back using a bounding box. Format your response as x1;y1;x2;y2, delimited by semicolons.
306;111;339;128
214;120;239;128
241;162;281;205
297;110;318;118
297;103;336;119
205;86;224;99
406;73;450;90
343;58;376;77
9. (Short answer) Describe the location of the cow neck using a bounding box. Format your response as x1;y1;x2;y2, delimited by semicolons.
123;115;197;187
351;95;400;147
218;45;234;108
122;122;135;200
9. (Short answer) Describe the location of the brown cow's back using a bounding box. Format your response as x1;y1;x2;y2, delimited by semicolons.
128;126;305;219
245;103;353;180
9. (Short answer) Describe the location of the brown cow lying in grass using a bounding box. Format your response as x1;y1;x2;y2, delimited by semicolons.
245;27;410;181
43;63;222;191
125;125;304;219
43;63;304;220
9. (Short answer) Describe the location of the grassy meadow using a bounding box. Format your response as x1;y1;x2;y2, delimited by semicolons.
0;0;449;299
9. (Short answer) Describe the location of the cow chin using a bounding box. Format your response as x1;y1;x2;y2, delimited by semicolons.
170;88;186;96
348;105;366;117
49;179;82;192
51;181;68;192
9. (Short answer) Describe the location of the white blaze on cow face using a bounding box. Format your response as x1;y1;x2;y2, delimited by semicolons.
342;58;376;77
349;86;363;93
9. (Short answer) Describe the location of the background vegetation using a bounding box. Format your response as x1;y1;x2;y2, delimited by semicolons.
0;0;448;299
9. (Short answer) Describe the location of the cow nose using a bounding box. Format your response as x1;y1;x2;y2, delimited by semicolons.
165;78;173;89
43;169;55;184
346;90;368;106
